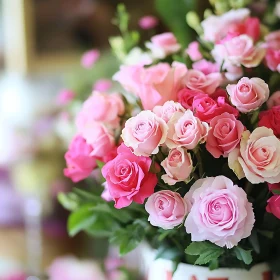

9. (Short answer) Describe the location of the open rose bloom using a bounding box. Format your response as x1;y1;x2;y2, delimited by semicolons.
61;1;280;277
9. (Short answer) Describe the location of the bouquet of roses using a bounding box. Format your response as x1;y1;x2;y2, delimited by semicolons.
60;1;280;274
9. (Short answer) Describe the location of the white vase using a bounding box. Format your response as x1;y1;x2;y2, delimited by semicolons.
141;244;278;280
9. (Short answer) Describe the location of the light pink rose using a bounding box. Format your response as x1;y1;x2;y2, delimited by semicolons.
93;79;112;92
121;110;168;156
153;101;185;123
161;147;193;185
184;69;222;95
146;32;181;59
265;30;280;50
145;190;189;229
113;62;187;110
76;91;124;128
81;49;100;69
101;182;113;202
212;35;265;68
206;112;245;158
226;77;269;113
48;256;106;280
186;41;202;61
192;59;219;75
64;135;97;183
56;89;75;105
166;110;209;150
185;176;255;248
102;144;157;208
266;195;280;219
267;91;280;109
138;15;158;30
228;127;280;184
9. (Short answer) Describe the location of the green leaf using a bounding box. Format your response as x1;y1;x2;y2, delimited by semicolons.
249;230;260;254
110;222;146;256
209;259;219;270
257;230;274;239
96;160;105;170
185;242;224;266
272;189;280;195
58;192;79;211
156;245;181;261
233;247;253;265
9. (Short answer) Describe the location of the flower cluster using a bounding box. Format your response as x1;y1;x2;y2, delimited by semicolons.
62;2;280;272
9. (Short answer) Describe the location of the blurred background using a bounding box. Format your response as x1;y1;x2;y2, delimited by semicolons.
0;0;158;279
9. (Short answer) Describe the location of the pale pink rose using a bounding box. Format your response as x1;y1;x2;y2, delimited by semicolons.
81;49;100;69
228;127;280;184
184;69;222;95
145;190;189;229
201;8;250;42
138;15;158;30
186;41;202;61
48;256;106;280
266;195;280;219
76;91;124;128
206;113;245;158
121;110;168;156
192;59;219;75
56;89;75;105
146;32;181;59
166;110;209;150
64;135;97;183
153;101;185;123
102;144;157;208
267;91;280;108
212;35;265;68
93;79;112;92
161;147;193;185
113;62;187;110
184;176;255;248
224;63;243;81
226;77;269;113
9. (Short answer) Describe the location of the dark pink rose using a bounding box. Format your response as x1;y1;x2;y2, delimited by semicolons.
64;135;97;183
268;183;280;193
102;144;157;209
266;195;280;219
265;48;280;72
259;106;280;137
177;88;204;109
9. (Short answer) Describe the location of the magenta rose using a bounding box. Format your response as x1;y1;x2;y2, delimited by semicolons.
64;135;97;183
229;127;280;184
267;91;280;109
145;190;189;229
206;113;245;158
166;110;209;150
266;195;280;219
192;93;239;123
161;147;193;185
184;69;222;95
185;176;255;248
153;101;185;123
121;110;168;156
226;77;269;113
102;144;157;209
177;88;204;109
259;106;280;137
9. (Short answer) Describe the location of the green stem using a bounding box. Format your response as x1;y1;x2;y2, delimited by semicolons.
244;181;253;196
194;148;204;178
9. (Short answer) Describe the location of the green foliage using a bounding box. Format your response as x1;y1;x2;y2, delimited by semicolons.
185;242;224;266
233;247;253;265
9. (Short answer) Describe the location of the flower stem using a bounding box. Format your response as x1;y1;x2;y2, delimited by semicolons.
194;148;204;178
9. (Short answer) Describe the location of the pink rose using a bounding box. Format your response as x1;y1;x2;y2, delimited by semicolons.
48;256;106;280
265;30;280;50
138;15;158;30
101;182;113;202
259;106;280;137
265;48;280;72
192;59;219;75
56;89;75;105
192;93;239;123
185;176;255;248
184;69;222;95
161;147;193;185
228;127;280;183
166;110;209;150
186;41;202;61
93;79;112;92
268;183;280;193
153;101;185;123
76;91;124;128
146;32;181;59
267;91;280;108
206;113;245;158
177;88;204;109
226;77;269;113
102;144;157;208
266;195;280;219
64;135;97;183
81;49;100;69
145;190;189;229
121;110;168;156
